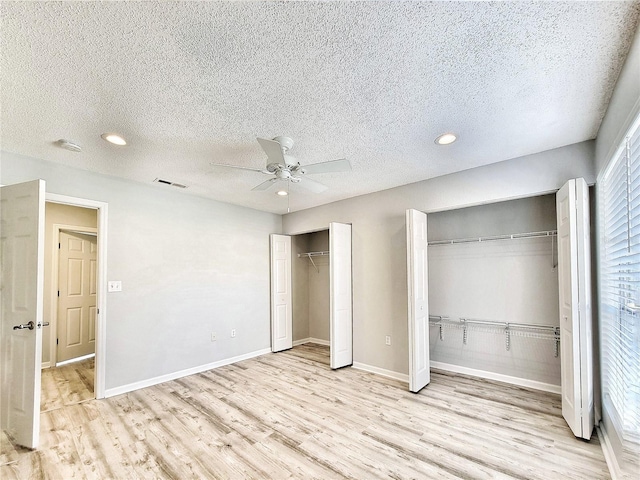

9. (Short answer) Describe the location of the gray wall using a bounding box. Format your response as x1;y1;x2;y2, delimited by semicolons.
291;233;310;342
427;195;560;386
283;141;595;377
594;21;640;477
308;230;329;342
595;19;640;176
1;151;281;392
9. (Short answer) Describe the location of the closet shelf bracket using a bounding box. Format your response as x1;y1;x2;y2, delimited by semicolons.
298;251;330;273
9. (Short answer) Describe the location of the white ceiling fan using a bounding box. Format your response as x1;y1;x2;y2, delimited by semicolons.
211;136;351;193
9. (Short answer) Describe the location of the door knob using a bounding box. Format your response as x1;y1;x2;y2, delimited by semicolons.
13;321;34;330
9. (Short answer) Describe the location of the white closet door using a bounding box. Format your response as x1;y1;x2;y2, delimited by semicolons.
329;222;352;369
406;209;430;393
0;180;45;449
270;234;292;352
556;178;593;439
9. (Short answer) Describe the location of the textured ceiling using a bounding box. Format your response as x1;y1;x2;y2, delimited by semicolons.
2;1;639;214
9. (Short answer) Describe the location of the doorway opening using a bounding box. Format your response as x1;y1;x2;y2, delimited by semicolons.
42;200;99;409
45;193;108;401
292;230;330;350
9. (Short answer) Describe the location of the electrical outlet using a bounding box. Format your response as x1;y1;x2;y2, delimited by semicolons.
108;280;122;292
211;332;217;342
231;329;236;338
385;335;391;346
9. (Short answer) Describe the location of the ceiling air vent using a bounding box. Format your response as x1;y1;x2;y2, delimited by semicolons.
153;178;188;189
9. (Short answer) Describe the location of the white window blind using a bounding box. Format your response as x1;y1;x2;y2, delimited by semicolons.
599;113;640;442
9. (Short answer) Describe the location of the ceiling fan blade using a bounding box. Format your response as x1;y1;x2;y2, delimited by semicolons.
299;158;351;175
210;163;268;173
257;137;285;164
251;178;278;191
298;177;328;193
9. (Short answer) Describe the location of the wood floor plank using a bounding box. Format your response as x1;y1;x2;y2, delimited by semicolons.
1;343;610;479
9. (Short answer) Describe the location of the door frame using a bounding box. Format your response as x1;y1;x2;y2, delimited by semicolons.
49;225;98;367
45;193;108;399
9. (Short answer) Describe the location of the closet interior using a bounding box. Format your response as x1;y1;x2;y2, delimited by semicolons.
291;230;330;347
427;194;562;388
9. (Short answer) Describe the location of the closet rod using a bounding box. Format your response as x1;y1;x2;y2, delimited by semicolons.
297;251;330;257
428;229;557;246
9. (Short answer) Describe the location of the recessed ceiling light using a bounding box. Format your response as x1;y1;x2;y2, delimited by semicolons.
276;190;288;196
435;133;457;145
101;133;127;146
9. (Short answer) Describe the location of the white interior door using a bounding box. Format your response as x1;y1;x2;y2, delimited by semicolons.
270;234;292;352
406;209;430;393
0;179;45;449
329;222;352;369
556;178;593;439
57;231;97;363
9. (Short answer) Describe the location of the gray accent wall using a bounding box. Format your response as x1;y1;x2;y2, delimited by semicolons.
308;230;330;342
291;233;310;342
1;151;281;392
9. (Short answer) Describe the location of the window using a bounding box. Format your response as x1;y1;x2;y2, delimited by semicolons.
599;112;640;446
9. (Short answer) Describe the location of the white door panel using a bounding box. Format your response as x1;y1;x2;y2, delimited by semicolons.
576;179;594;436
557;178;593;439
270;234;292;352
330;222;352;369
57;231;97;363
0;179;45;449
406;209;430;393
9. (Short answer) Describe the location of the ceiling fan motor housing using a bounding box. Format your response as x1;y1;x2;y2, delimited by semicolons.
275;169;292;180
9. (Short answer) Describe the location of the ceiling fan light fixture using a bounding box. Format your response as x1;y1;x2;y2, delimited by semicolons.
276;190;288;196
101;132;127;146
435;133;457;145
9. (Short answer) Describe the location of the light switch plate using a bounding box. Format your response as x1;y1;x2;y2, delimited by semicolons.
108;280;122;292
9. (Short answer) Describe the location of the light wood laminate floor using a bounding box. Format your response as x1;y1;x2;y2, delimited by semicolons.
40;357;95;412
1;344;609;479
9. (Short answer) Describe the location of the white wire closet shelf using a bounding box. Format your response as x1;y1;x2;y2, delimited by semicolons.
427;229;557;246
428;315;561;357
298;251;329;273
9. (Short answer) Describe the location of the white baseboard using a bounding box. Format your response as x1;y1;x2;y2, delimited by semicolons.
597;423;624;480
293;337;330;347
352;362;409;383
104;348;271;398
430;361;561;394
41;361;51;369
